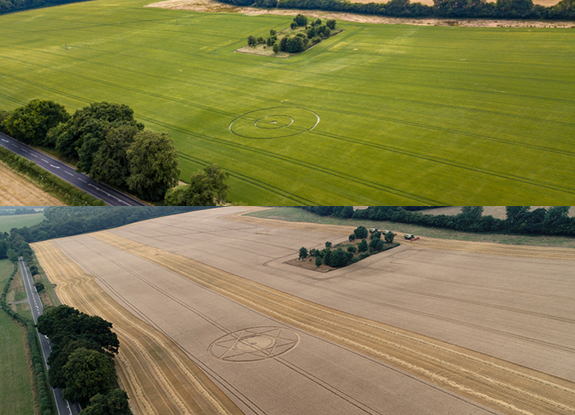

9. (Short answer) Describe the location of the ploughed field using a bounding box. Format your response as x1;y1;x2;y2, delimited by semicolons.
33;207;575;415
1;1;575;204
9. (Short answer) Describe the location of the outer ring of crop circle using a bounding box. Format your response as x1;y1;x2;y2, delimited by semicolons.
229;107;320;139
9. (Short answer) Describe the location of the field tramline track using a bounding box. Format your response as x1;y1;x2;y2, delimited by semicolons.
85;231;575;415
2;51;574;202
59;238;384;415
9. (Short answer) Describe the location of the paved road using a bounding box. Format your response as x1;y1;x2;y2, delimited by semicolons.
18;256;81;415
0;132;146;206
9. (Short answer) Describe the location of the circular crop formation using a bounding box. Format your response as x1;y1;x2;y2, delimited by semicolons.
229;107;320;139
209;327;300;363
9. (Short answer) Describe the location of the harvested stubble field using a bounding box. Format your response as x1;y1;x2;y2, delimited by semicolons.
32;207;575;415
1;0;575;204
0;163;63;206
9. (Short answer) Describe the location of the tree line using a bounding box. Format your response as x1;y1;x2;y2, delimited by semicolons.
0;207;215;255
0;0;89;15
301;206;575;236
221;0;575;20
37;305;132;415
0;262;56;415
1;100;232;205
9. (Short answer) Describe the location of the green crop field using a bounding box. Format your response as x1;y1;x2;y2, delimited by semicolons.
0;213;45;233
0;1;574;205
0;259;35;415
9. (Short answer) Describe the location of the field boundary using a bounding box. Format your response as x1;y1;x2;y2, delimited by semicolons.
0;147;104;206
0;260;57;415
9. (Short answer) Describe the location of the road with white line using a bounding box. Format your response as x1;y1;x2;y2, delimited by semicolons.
1;132;146;206
18;256;81;415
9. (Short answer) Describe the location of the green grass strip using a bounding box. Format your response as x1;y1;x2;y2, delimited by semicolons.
247;207;575;248
0;146;105;206
0;260;58;415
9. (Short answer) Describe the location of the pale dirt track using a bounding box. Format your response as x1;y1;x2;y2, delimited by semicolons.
33;242;244;415
33;207;575;415
229;210;575;260
147;0;573;27
0;163;63;206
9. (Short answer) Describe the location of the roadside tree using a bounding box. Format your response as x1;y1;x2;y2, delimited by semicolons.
126;131;180;202
81;389;132;415
62;348;117;406
90;125;139;189
164;164;230;206
2;99;69;145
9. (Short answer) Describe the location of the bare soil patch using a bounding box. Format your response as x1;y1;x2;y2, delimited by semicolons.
147;0;574;28
0;162;64;206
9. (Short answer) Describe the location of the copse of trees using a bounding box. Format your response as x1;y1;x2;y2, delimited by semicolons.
246;15;338;55
220;0;575;21
300;225;398;269
37;305;132;412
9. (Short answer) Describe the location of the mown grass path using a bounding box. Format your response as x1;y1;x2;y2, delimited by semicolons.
1;2;574;204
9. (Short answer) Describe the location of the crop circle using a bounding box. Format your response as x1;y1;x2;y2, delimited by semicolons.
229;107;320;139
209;327;300;362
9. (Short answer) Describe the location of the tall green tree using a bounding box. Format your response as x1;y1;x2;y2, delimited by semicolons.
1;99;69;145
62;348;117;406
53;102;142;159
81;389;132;415
126;131;181;202
90;125;139;188
164;164;229;206
354;226;368;239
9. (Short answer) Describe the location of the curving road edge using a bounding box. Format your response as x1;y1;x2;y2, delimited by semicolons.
18;256;81;415
0;133;146;206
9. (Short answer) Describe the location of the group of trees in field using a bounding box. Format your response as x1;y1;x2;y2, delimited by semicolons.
301;206;575;237
1;100;232;205
298;225;396;268
225;0;575;20
37;305;132;414
247;15;337;54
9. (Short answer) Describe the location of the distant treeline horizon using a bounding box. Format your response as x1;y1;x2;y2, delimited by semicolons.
219;0;575;21
301;206;575;237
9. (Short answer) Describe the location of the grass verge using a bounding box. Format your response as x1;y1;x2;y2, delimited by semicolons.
0;259;35;415
0;147;105;206
246;207;575;248
0;259;57;415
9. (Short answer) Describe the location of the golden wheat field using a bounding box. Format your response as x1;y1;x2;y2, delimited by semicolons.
33;207;575;415
0;163;63;206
